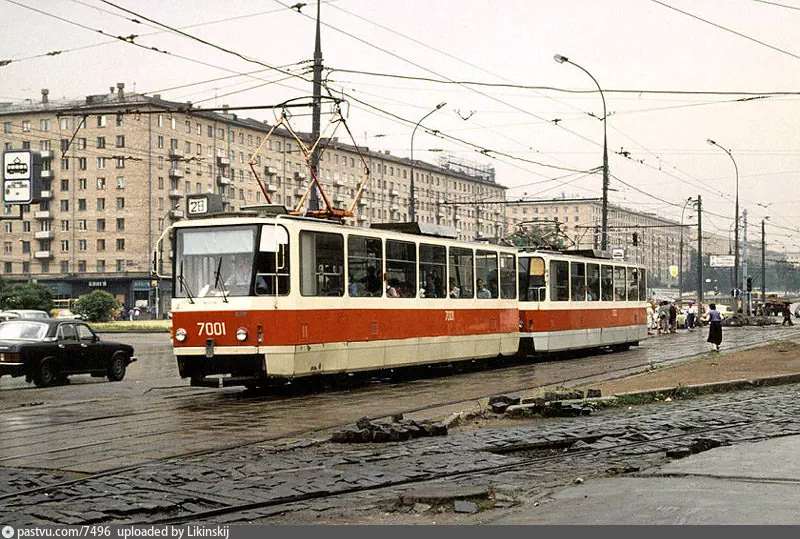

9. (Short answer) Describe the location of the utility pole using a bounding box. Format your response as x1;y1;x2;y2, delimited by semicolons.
761;218;766;307
309;0;323;212
742;209;749;314
697;195;703;306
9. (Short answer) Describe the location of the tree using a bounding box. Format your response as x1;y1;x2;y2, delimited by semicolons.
0;283;54;312
73;290;120;322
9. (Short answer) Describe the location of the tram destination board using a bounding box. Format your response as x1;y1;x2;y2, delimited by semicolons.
186;193;223;217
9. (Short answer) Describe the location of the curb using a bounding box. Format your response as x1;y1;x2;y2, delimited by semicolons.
611;372;800;401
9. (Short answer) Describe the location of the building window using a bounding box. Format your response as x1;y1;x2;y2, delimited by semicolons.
116;197;125;210
40;119;50;132
116;176;126;189
116;135;125;148
79;239;87;251
78;260;86;272
78;199;87;211
97;260;106;273
157;135;164;149
116;238;125;251
116;218;125;231
3;242;11;254
3;122;11;133
78;177;87;190
78;219;87;231
97;115;106;128
60;200;69;212
60;220;69;232
115;158;125;169
97;239;105;252
97;177;106;190
96;136;105;149
158;176;164;189
60;260;69;273
22;120;30;132
60;179;69;191
3;222;11;233
116;259;126;272
97;198;105;210
61;240;69;252
97;218;106;232
97;157;106;169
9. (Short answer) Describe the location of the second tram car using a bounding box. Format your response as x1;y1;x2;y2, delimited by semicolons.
167;208;520;387
517;250;648;355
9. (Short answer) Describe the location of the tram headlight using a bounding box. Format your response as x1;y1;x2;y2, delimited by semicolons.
175;328;187;342
236;328;248;342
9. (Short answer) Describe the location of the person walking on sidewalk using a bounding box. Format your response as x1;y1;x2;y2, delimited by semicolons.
782;303;794;326
707;303;723;351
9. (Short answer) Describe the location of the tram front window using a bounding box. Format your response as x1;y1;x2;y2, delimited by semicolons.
175;225;258;298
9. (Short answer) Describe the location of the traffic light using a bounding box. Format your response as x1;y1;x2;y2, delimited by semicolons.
632;232;639;246
747;277;753;292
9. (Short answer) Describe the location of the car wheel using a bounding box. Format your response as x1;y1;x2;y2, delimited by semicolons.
107;353;127;382
34;359;58;387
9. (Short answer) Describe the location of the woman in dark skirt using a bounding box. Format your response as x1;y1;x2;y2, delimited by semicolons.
706;303;723;351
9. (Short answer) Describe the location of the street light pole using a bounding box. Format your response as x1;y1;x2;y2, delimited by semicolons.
678;197;695;300
707;139;739;294
762;217;769;308
409;102;446;222
555;54;609;250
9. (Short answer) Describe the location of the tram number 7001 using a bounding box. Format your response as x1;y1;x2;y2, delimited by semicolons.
197;322;227;336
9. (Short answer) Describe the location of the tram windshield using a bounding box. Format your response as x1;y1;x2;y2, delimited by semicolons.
175;225;257;298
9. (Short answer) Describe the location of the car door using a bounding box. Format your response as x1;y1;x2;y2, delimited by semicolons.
57;323;85;373
76;323;103;372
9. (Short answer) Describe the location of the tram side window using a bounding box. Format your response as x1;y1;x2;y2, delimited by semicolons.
600;265;614;301
419;244;445;299
519;257;545;301
627;267;639;302
570;262;586;301
255;225;290;296
347;235;383;297
476;250;498;299
638;268;647;301
449;247;474;298
386;240;416;298
500;254;517;299
587;263;600;301
550;260;569;301
613;266;627;301
300;231;344;297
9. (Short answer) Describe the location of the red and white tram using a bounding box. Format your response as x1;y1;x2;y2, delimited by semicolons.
517;250;648;355
166;206;520;387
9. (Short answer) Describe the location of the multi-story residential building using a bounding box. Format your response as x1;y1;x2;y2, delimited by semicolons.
505;198;687;285
0;86;506;313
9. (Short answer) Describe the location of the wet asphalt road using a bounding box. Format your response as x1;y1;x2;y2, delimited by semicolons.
2;325;800;474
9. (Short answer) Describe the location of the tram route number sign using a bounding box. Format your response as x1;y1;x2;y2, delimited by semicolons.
3;150;43;205
186;193;223;217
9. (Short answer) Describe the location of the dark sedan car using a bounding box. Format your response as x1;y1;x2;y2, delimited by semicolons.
0;319;136;387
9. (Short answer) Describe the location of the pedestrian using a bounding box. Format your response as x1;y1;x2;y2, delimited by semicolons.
706;303;723;351
782;304;794;326
668;302;677;333
646;302;655;335
686;303;697;329
657;301;669;335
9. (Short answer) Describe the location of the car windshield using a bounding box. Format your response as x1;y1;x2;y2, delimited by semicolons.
0;321;48;341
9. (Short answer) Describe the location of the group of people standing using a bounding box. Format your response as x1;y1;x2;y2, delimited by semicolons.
646;299;724;352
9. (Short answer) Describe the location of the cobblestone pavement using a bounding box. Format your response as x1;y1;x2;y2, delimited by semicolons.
2;325;800;525
3;375;800;525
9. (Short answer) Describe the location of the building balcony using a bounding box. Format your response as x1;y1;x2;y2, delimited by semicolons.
217;156;230;167
34;250;52;259
34;230;54;240
168;148;184;160
357;198;367;206
390;205;400;213
265;166;277;176
358;214;368;222
168;189;183;199
389;189;399;197
455;214;463;221
34;211;52;220
169;209;184;220
168;168;184;178
39;150;54;160
39;190;52;199
294;171;306;181
333;178;345;187
295;188;307;197
216;175;232;186
40;170;54;179
265;183;277;192
334;194;346;204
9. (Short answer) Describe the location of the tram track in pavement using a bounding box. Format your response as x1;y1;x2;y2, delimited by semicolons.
2;326;798;508
129;389;800;524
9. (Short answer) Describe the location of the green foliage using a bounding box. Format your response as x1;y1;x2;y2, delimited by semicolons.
73;290;120;322
0;283;54;312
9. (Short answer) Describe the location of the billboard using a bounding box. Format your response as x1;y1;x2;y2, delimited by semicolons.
710;255;735;268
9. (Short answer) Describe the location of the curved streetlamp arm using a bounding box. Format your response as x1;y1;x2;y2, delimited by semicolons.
410;102;446;221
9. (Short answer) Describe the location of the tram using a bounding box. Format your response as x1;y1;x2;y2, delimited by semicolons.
163;203;520;387
517;250;648;355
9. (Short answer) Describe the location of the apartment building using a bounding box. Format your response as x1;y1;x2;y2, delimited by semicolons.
505;198;688;284
0;86;506;312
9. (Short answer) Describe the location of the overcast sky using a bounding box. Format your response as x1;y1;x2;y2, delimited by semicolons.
3;0;800;252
